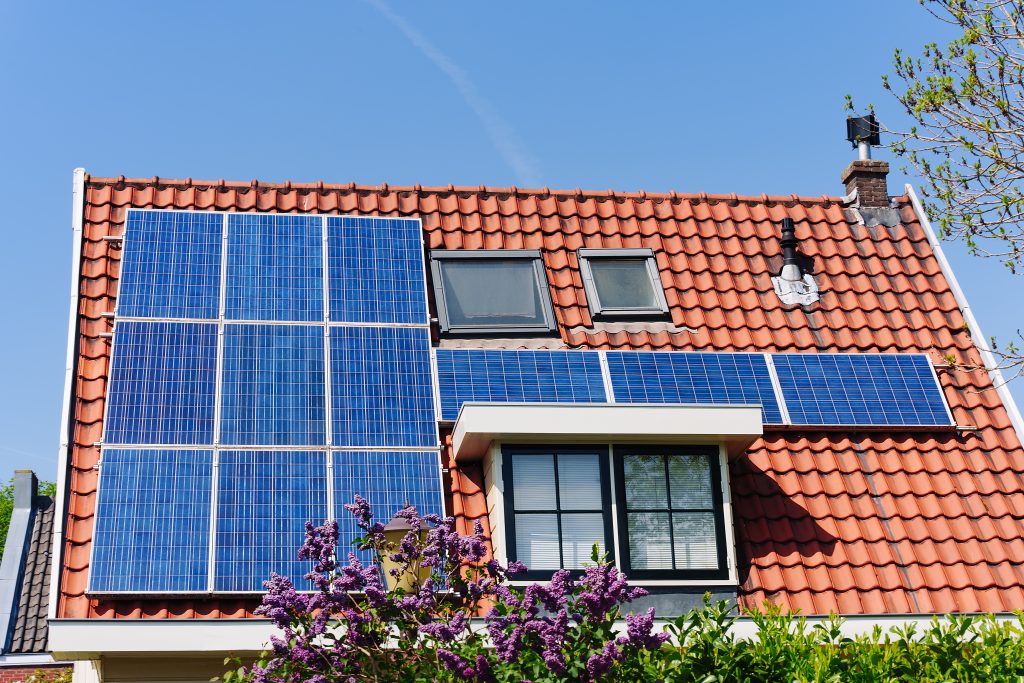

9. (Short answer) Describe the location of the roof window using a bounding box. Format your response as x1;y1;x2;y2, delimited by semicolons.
578;248;668;318
430;250;557;334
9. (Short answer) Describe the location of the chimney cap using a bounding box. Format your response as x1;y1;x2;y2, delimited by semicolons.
846;114;880;148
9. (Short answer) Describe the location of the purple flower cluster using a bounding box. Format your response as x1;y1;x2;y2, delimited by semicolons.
484;562;668;680
239;496;667;683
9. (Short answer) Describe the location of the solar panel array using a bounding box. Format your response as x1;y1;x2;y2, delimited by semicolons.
92;210;442;594
94;208;955;595
435;349;952;429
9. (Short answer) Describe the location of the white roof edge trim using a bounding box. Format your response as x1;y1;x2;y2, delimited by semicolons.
48;618;275;658
50;611;1023;657
452;403;764;460
49;167;86;621
905;184;1024;439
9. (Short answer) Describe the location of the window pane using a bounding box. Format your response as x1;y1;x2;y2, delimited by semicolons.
672;513;718;569
560;513;605;568
512;454;556;510
590;259;658;310
515;513;560;570
557;453;603;510
440;259;547;328
624;455;667;508
669;455;714;509
627;512;672;569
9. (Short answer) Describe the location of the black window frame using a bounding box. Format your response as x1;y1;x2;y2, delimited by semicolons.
613;445;729;580
577;248;669;319
429;249;558;335
502;445;616;580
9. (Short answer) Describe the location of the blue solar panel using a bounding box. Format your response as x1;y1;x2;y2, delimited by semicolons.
327;216;428;325
225;214;324;322
605;351;784;424
90;449;212;593
104;321;218;445
771;353;952;426
333;450;443;561
330;326;437;448
214;450;328;592
434;349;608;422
220;324;326;446
118;210;222;319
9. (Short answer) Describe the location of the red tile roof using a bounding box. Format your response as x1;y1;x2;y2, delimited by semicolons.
58;176;1024;618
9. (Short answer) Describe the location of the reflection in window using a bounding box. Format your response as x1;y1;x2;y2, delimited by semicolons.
430;251;557;334
618;450;723;577
579;249;668;318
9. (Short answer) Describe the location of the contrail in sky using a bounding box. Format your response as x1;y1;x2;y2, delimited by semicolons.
363;0;542;187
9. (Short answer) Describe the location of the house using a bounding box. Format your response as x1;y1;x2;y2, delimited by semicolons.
45;154;1024;682
0;471;69;681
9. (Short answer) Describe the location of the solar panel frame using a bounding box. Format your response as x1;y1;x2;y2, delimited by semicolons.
117;209;223;320
327;216;430;325
88;448;214;594
330;326;438;448
214;450;329;593
605;351;785;424
103;321;219;445
225;213;325;322
219;323;327;446
332;450;444;563
434;348;609;422
771;353;954;427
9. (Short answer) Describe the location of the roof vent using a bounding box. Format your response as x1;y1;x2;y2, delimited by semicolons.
771;218;819;305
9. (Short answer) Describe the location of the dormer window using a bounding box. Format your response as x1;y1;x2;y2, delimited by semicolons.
578;248;669;319
430;250;557;334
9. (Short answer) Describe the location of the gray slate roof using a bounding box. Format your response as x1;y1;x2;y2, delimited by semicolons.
8;495;53;654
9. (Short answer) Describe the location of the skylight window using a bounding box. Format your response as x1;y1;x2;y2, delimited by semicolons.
430;250;557;334
578;248;668;318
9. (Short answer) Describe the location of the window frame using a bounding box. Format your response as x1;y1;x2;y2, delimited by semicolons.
577;248;669;319
612;445;729;580
501;445;616;580
429;250;558;335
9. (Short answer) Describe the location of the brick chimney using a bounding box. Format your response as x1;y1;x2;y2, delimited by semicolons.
841;159;890;208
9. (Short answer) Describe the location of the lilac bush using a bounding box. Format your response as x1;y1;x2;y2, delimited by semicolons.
221;497;666;682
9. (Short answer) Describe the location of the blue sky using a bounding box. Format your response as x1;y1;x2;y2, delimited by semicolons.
0;2;1019;480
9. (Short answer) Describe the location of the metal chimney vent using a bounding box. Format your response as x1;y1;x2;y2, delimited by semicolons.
846;114;880;160
771;218;819;305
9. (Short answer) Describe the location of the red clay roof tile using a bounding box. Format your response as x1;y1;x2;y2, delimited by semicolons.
57;178;1024;619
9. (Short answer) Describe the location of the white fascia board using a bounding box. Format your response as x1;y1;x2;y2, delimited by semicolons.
0;654;67;666
452;403;763;461
50;168;87;621
48;619;275;659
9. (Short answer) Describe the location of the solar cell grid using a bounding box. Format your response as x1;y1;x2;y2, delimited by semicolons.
434;349;608;421
605;351;784;424
90;449;212;593
225;213;324;322
215;450;328;592
118;210;223;320
220;324;326;446
772;353;952;426
327;217;428;325
104;321;218;445
330;326;437;448
333;450;443;562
